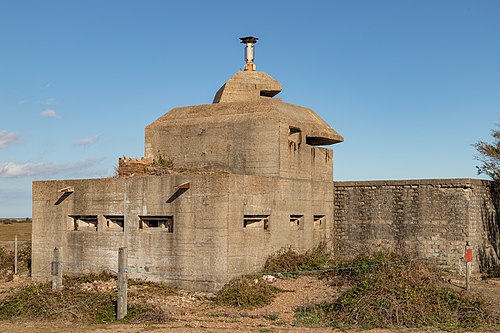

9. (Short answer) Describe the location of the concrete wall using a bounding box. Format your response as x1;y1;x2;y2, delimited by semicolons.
33;173;332;291
144;99;338;182
146;110;281;177
280;123;333;182
333;178;500;276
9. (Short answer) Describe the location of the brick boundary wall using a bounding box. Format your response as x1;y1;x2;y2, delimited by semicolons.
333;178;499;277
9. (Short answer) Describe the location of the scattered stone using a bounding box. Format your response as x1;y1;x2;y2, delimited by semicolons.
263;275;277;284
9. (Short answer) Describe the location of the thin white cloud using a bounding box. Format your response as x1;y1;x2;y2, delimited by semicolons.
75;135;100;147
39;98;57;105
40;109;61;118
0;158;105;178
0;131;20;149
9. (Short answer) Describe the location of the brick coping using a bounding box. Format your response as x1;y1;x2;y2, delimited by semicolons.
334;178;492;187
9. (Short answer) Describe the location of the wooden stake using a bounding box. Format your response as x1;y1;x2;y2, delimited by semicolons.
466;261;471;291
14;235;18;275
117;247;128;320
464;241;472;291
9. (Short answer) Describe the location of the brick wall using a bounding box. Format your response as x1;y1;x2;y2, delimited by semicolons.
117;157;152;177
333;179;499;276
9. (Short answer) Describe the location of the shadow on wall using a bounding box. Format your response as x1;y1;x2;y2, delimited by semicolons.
479;183;500;273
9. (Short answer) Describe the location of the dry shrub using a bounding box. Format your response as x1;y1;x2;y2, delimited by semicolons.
0;272;171;323
296;252;499;331
485;264;500;278
0;282;117;322
263;244;331;275
216;245;330;308
215;275;283;309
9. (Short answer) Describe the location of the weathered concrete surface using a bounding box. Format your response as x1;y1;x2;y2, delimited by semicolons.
213;71;282;103
32;64;500;290
32;70;342;292
145;98;343;181
333;179;500;277
32;173;333;291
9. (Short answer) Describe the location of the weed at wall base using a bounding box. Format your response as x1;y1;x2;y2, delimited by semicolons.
215;275;284;309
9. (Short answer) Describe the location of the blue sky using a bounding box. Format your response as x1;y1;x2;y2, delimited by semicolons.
1;0;499;217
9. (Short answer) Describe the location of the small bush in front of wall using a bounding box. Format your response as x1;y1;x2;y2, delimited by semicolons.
215;275;284;309
263;244;331;275
295;252;499;331
215;245;330;309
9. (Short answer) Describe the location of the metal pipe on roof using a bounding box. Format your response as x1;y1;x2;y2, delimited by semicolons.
239;36;258;71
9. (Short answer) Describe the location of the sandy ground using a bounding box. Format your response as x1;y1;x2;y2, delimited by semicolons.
0;274;499;333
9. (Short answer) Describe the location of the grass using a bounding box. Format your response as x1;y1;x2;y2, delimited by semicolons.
0;219;31;242
0;272;173;323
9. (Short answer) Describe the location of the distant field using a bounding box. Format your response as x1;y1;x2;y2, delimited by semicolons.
0;220;32;242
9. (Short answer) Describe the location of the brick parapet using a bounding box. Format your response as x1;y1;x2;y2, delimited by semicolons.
117;157;152;177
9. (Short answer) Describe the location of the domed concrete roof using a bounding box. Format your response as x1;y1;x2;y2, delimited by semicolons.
213;71;282;103
149;71;343;146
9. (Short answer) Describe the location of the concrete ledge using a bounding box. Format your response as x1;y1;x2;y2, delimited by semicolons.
334;178;492;187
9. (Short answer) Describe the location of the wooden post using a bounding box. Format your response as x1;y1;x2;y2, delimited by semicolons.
51;247;63;292
117;247;128;320
464;241;472;291
466;261;471;291
14;235;18;275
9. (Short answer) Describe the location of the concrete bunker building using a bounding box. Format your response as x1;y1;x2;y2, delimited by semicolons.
32;37;344;291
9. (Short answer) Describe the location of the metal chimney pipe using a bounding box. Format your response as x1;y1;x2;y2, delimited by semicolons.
239;36;258;71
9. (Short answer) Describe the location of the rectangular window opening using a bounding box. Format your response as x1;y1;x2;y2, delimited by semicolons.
243;215;269;230
139;215;174;232
104;215;124;231
314;215;326;228
69;215;98;231
288;126;302;150
290;215;304;229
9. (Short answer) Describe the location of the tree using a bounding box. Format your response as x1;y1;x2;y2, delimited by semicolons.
474;123;500;182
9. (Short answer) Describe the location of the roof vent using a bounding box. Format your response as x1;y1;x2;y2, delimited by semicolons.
239;36;258;71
